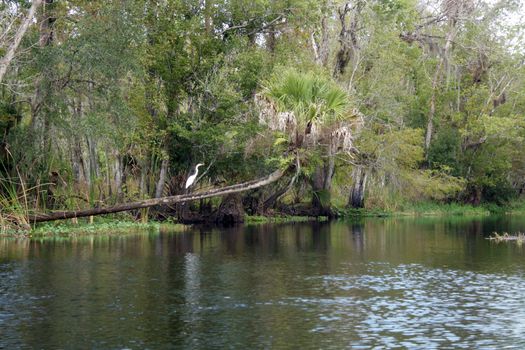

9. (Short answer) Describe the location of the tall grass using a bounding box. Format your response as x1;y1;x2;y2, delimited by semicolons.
337;201;492;218
0;175;31;233
402;202;491;216
0;149;50;233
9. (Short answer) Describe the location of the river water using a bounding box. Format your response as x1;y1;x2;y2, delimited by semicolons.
1;216;525;349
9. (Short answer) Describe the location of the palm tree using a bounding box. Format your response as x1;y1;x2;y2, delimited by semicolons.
257;69;356;215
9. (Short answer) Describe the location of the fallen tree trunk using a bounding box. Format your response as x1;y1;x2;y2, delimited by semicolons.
29;168;285;223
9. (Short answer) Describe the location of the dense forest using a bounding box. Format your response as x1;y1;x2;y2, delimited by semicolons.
1;0;525;226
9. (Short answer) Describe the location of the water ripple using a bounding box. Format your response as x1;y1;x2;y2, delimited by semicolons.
292;263;525;349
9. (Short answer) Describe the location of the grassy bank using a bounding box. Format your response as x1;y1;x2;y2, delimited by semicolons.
2;214;326;237
1;217;189;238
396;202;493;217
337;201;524;218
4;199;525;237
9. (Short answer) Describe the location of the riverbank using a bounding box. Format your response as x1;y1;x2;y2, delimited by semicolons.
338;203;490;218
3;200;525;237
1;219;189;238
337;200;525;218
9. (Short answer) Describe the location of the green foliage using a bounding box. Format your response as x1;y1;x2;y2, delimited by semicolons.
356;127;465;210
0;103;20;136
264;69;350;125
427;128;461;173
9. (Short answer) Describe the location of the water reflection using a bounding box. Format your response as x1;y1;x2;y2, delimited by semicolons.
1;216;524;349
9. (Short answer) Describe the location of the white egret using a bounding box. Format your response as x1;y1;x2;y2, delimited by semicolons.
185;163;204;189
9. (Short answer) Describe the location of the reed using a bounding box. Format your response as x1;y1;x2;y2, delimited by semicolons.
0;172;32;233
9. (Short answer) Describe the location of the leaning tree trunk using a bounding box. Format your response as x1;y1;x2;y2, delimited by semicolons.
263;157;301;213
263;183;290;213
29;168;286;223
0;0;43;83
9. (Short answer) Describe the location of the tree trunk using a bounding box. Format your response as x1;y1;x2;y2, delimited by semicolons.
114;155;125;198
311;155;335;215
204;0;213;34
348;165;368;208
39;0;55;47
29;168;286;223
425;78;437;153
0;0;43;84
311;2;330;67
81;143;89;187
263;184;289;212
139;156;149;198
215;194;245;224
267;30;277;53
86;136;100;180
155;158;169;198
424;17;456;155
30;0;55;154
333;1;363;77
263;157;301;212
71;140;87;185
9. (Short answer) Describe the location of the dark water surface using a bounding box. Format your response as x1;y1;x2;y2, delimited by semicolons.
1;216;525;349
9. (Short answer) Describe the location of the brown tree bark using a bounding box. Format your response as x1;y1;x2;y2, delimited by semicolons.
263;157;301;212
71;140;87;184
348;165;368;208
29;168;285;223
155;158;169;198
311;154;335;216
215;194;245;224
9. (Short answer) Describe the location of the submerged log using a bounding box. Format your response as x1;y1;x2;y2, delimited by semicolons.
29;168;285;223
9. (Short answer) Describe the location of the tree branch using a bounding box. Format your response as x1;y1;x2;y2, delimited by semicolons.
0;0;43;84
